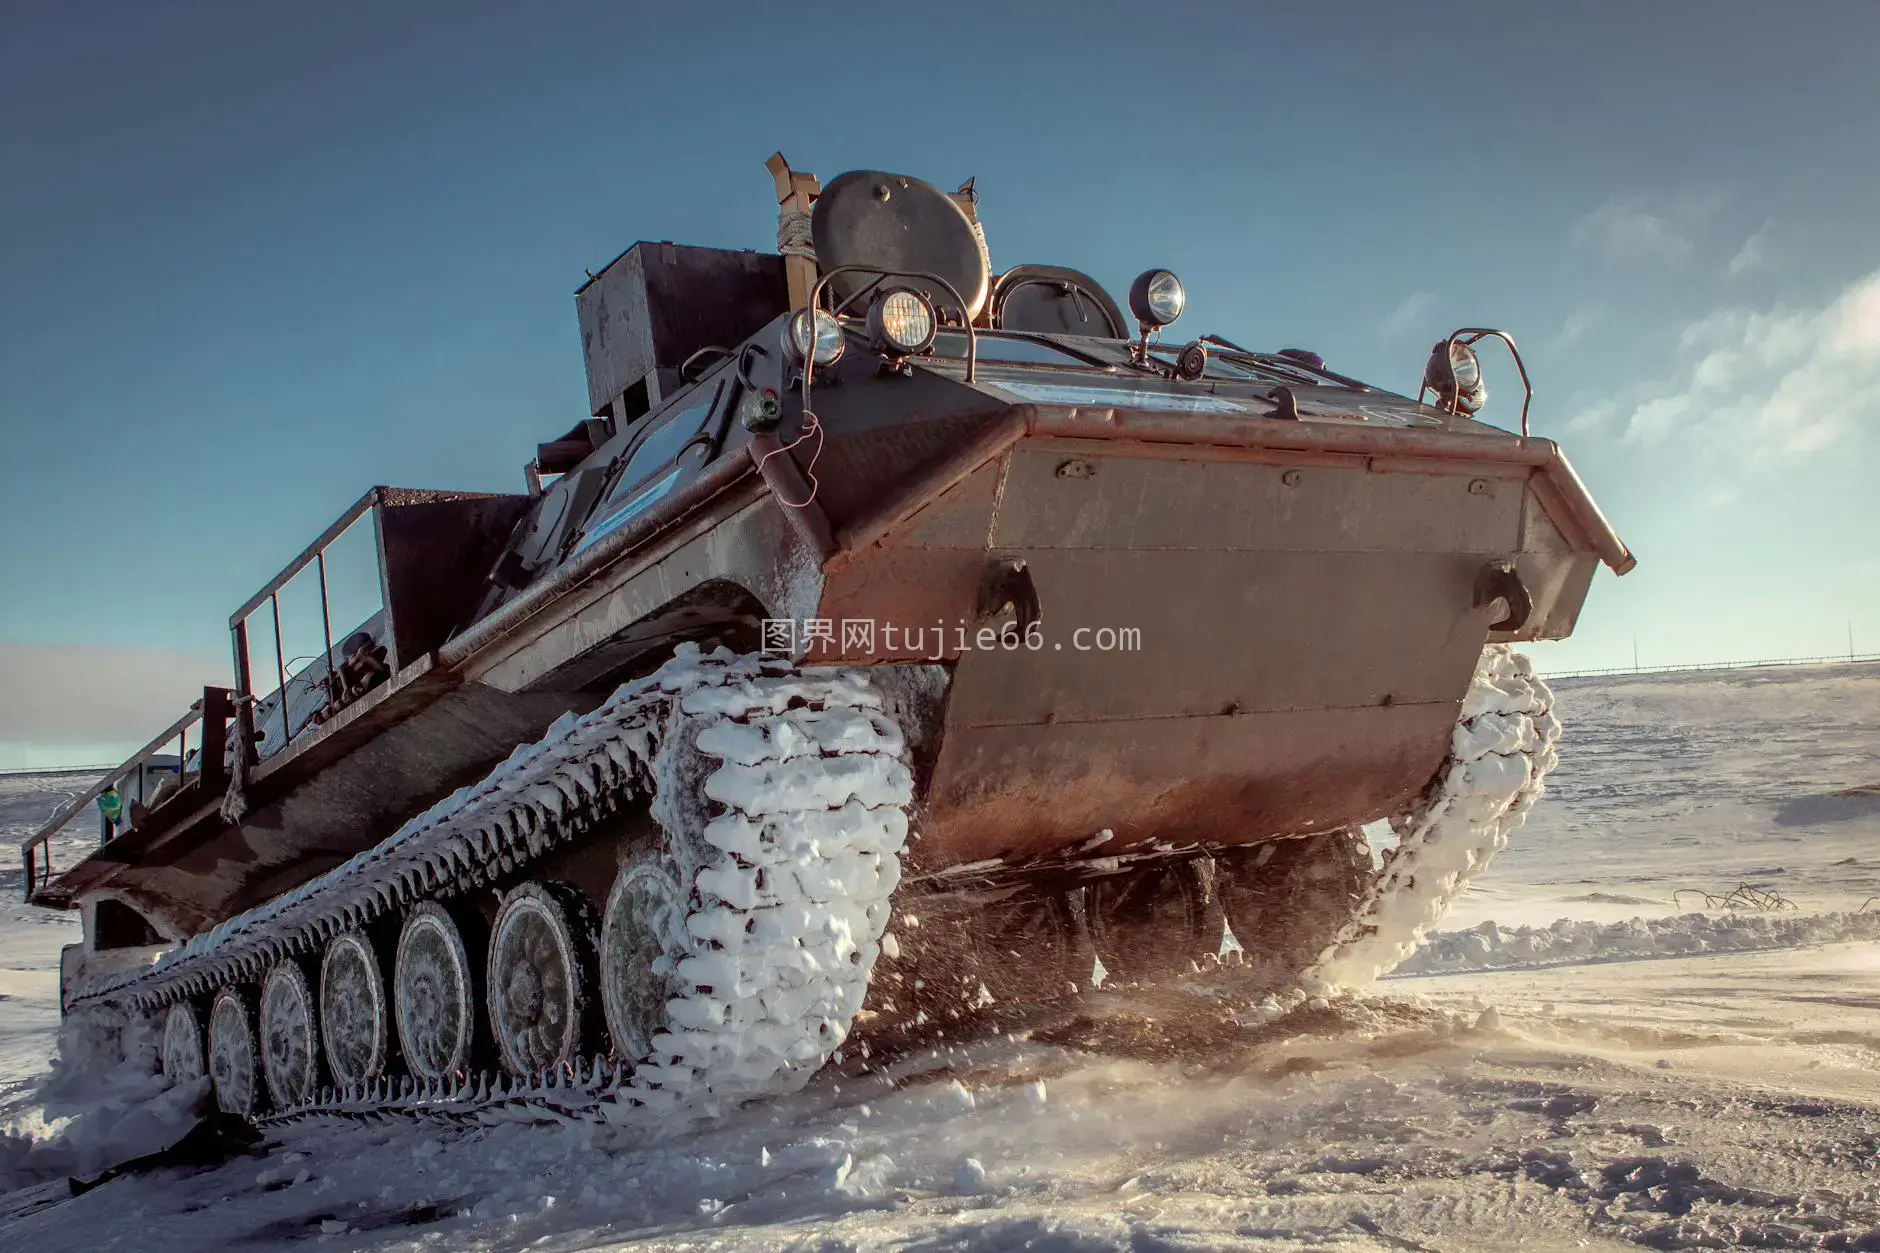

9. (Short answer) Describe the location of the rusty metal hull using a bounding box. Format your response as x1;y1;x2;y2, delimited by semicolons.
814;423;1589;868
34;398;1621;939
920;704;1458;868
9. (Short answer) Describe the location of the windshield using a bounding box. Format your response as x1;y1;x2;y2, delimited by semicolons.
929;332;1109;367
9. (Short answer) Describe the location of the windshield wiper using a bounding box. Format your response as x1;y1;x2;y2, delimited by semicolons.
1197;336;1367;390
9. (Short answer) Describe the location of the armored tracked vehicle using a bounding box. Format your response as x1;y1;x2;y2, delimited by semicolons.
23;156;1633;1125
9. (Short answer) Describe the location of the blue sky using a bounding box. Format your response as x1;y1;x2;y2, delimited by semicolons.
4;1;1879;767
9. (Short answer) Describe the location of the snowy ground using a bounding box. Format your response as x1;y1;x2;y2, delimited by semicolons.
4;663;1880;1250
0;773;88;1110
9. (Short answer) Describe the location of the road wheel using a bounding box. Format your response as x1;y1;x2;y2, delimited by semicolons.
161;1000;205;1083
320;931;389;1093
208;986;260;1116
260;960;321;1108
488;882;597;1076
394;901;481;1083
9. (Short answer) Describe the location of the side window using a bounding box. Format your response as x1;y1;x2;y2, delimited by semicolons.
612;381;722;502
572;381;724;556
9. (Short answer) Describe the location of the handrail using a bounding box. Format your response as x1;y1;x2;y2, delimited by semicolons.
229;490;385;765
19;688;231;902
229;489;377;627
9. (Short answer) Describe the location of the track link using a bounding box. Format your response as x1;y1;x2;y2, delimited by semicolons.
1307;644;1560;990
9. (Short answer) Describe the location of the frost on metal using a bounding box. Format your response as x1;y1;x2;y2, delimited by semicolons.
160;1001;204;1083
318;932;386;1092
1308;645;1560;991
607;664;912;1125
260;961;320;1110
62;642;913;1129
69;645;763;1014
209;988;258;1117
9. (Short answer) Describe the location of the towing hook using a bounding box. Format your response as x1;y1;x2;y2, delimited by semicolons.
977;558;1043;635
1474;560;1533;633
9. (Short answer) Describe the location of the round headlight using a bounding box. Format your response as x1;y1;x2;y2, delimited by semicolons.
784;308;845;367
868;288;937;356
1128;269;1186;328
1448;342;1480;391
1423;339;1486;415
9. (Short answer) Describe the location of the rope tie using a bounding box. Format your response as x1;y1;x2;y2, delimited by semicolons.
777;203;816;261
219;699;256;823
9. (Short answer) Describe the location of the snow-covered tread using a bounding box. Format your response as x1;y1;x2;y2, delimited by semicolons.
1307;644;1559;989
612;665;913;1122
68;644;910;1125
488;882;595;1076
319;932;387;1091
208;986;260;1117
161;1001;204;1082
395;902;478;1083
260;960;320;1109
69;646;816;1015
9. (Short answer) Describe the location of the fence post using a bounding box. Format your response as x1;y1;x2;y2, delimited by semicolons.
200;686;233;794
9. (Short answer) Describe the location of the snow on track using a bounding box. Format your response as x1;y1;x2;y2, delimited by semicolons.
1311;645;1559;990
613;661;912;1121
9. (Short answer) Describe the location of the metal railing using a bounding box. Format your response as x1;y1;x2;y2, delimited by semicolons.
1540;652;1880;680
230;490;377;758
20;688;232;901
21;492;391;904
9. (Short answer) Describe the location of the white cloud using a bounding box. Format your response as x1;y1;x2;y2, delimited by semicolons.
1570;192;1723;266
1728;222;1772;276
1619;268;1880;456
1380;292;1436;338
0;642;228;749
1561;395;1620;435
1557;307;1599;348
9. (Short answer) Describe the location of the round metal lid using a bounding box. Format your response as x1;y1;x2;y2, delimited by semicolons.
811;170;989;322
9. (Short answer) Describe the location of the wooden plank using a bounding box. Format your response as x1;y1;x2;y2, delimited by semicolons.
765;152;820;310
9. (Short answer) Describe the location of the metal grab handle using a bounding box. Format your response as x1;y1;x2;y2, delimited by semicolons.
977;558;1042;635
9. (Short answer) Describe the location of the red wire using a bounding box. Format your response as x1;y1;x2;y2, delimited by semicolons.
754;409;823;509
